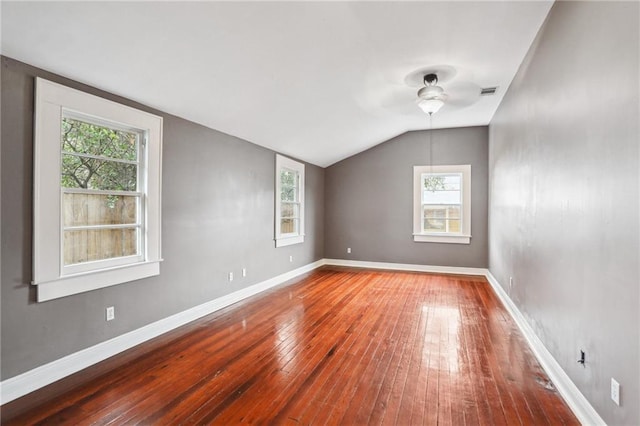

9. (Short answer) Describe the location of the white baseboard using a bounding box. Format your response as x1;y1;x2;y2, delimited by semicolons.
0;257;604;426
0;259;325;405
323;258;487;276
484;271;605;426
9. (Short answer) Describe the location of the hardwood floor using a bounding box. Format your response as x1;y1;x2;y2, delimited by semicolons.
1;267;579;425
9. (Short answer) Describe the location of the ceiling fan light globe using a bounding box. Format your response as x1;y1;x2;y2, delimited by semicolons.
418;98;444;114
418;85;444;98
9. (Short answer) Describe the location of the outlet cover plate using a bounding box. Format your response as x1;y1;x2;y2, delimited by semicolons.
611;378;620;406
106;306;115;321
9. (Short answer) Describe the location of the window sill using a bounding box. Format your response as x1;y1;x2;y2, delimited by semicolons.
34;260;162;302
413;234;471;244
275;234;305;247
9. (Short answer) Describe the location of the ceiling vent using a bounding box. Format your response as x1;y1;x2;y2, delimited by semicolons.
480;87;498;96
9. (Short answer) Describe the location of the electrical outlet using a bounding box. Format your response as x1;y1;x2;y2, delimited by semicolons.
347;247;351;254
242;268;247;277
611;378;620;406
289;255;293;262
509;276;513;290
106;306;115;321
228;272;234;282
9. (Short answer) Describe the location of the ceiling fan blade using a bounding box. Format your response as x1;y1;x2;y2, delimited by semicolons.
444;82;482;108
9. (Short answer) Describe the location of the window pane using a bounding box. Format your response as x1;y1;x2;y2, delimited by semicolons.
423;205;462;233
423;205;460;219
281;186;297;202
423;189;460;204
63;193;138;227
281;202;299;218
422;173;461;205
424;218;446;232
280;218;298;234
63;228;138;265
281;169;298;186
62;117;138;161
62;154;137;191
447;206;461;219
447;219;461;233
424;219;462;233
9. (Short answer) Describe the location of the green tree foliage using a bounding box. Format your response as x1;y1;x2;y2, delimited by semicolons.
280;170;297;201
423;175;446;192
61;118;138;191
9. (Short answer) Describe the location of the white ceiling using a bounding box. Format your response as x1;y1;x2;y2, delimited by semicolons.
1;1;553;167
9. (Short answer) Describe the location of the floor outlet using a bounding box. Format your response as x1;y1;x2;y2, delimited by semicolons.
229;272;234;282
106;306;115;321
611;378;620;406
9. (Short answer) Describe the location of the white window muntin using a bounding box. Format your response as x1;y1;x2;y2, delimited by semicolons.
34;78;163;302
413;165;471;244
275;154;305;247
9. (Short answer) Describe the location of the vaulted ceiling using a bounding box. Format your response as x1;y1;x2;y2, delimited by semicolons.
1;1;553;167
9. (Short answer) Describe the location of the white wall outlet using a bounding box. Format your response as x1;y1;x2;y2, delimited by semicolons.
611;378;620;406
228;272;234;282
347;247;351;254
106;306;115;321
242;268;247;277
289;255;293;262
509;276;513;290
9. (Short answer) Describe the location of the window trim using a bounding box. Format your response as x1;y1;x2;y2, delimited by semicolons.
33;78;163;302
413;164;471;244
275;154;305;247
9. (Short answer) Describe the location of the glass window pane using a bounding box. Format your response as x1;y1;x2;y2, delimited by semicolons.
281;169;297;187
281;202;299;218
441;175;461;190
63;228;138;265
422;173;461;204
423;205;462;233
424;218;446;232
62;117;138;161
447;219;461;233
281;186;297;202
423;207;446;219
63;193;138;227
447;206;461;219
423;189;460;204
62;154;137;191
280;218;298;234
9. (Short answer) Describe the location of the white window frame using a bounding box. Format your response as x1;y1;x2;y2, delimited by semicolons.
275;154;305;247
33;78;163;302
413;164;471;244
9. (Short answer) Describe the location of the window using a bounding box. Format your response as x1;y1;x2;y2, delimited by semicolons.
413;165;471;244
33;78;163;301
275;154;304;247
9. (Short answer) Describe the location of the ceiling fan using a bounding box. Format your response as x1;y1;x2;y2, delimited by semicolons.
416;73;446;115
372;65;488;116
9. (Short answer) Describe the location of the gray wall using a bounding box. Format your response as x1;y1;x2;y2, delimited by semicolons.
488;2;639;425
325;126;488;267
0;57;324;379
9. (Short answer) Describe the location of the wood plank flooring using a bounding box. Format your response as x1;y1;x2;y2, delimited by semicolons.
1;267;579;425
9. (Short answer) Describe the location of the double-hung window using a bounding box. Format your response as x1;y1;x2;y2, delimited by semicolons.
33;78;163;302
275;154;304;247
413;165;471;244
